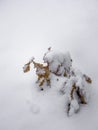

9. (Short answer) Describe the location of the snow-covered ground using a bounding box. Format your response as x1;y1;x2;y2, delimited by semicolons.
0;0;98;130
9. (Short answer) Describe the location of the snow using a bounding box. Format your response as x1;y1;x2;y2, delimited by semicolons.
0;0;98;130
43;50;72;75
68;99;80;116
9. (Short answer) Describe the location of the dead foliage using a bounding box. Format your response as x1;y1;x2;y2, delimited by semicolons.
83;74;92;84
23;59;50;88
70;83;87;104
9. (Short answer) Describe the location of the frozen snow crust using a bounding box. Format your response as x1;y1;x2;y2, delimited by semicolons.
23;48;92;116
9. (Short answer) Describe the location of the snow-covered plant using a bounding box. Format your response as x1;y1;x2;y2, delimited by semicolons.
23;57;50;89
43;48;72;77
23;48;92;115
61;69;92;116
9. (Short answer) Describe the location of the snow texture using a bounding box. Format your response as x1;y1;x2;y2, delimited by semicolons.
0;0;98;130
43;50;72;76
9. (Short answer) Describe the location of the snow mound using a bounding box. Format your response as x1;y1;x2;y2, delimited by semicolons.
43;50;72;76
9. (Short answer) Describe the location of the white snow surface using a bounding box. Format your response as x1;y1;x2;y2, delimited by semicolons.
0;0;98;130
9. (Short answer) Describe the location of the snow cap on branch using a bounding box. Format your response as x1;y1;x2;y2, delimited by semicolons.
43;50;72;76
